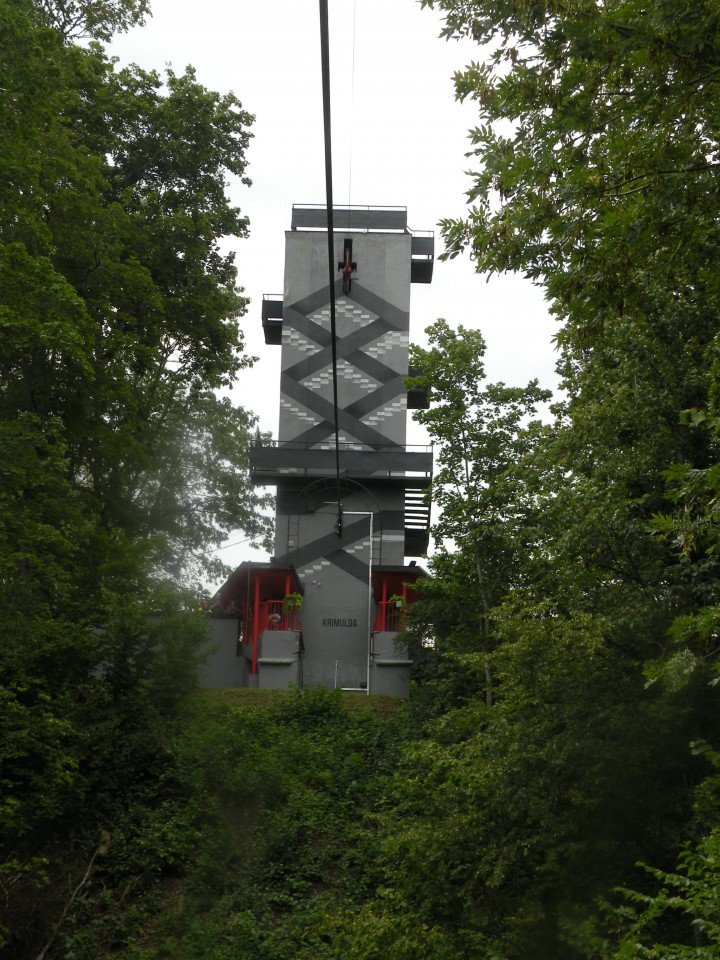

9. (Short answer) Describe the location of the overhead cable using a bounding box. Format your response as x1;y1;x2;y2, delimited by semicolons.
318;0;344;537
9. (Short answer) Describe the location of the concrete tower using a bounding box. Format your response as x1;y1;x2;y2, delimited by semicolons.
208;205;433;695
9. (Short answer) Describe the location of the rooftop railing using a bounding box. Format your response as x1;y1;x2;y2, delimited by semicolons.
291;204;408;233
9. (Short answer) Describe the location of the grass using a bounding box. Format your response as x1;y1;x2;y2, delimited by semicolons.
193;686;406;718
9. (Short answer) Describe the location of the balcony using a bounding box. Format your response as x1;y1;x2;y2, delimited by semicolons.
249;439;432;487
249;599;302;635
371;566;425;633
262;294;283;345
410;231;434;284
374;600;405;633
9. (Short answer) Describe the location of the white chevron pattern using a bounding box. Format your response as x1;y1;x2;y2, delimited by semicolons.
280;398;320;426
365;398;407;426
283;328;321;354
362;331;408;358
302;360;378;392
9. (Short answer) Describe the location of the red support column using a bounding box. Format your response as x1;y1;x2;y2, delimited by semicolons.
382;577;388;631
284;572;291;629
252;574;260;674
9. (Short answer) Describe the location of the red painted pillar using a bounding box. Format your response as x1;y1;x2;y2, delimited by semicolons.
284;572;291;629
382;577;387;631
252;574;260;674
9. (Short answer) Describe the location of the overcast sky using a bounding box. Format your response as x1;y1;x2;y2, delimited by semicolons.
109;0;559;571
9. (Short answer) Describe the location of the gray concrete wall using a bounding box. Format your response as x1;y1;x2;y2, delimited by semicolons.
273;482;406;691
370;631;413;697
278;230;412;451
290;494;374;691
256;629;303;689
283;230;411;322
369;662;412;697
200;618;245;688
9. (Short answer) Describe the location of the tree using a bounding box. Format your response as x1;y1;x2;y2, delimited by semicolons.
0;0;271;588
0;3;269;952
420;0;720;597
417;0;720;753
421;0;720;522
409;318;550;705
35;0;150;41
389;4;720;953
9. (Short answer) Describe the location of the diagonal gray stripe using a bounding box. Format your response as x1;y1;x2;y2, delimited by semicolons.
287;418;404;448
282;420;337;445
338;316;399;352
284;305;333;350
284;315;396;382
345;377;406;419
288;308;333;351
344;349;399;384
276;517;372;568
289;281;342;320
281;374;397;447
325;548;370;583
344;283;409;331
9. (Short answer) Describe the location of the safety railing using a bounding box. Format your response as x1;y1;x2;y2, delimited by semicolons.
373;601;405;633
250;439;432;454
253;600;302;633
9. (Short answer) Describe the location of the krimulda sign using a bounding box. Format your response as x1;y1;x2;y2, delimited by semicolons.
322;618;358;628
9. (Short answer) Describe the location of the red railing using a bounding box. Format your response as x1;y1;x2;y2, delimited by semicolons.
241;602;301;641
374;601;405;633
260;600;302;632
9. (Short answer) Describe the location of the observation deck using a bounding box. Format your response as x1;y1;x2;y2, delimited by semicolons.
249;439;432;487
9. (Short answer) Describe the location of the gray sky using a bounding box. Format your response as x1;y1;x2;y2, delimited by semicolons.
109;0;559;571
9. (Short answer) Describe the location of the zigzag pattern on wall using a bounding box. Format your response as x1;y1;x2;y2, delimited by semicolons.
302;360;379;394
282;328;321;355
279;281;409;448
308;298;375;329
277;517;380;585
279;398;320;426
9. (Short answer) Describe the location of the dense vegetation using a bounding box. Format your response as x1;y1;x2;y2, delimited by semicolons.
0;0;269;954
3;0;720;958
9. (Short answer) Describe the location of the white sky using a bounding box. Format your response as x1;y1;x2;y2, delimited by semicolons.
109;0;560;574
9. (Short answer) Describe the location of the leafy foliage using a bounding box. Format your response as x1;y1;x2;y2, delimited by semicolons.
0;3;270;954
45;689;402;960
409;319;550;705
35;0;150;41
395;0;720;956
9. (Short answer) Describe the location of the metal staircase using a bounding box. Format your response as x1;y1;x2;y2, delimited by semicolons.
404;487;431;556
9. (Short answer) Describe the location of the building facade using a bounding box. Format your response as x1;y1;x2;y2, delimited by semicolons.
207;205;433;695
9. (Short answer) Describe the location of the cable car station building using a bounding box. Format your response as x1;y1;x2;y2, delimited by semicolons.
208;205;433;696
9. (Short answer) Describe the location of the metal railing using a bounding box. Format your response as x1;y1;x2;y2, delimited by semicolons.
250;438;432;454
374;601;405;633
244;600;302;634
291;203;409;233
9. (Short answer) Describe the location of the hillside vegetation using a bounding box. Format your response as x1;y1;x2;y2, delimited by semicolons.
8;681;720;960
26;687;406;960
